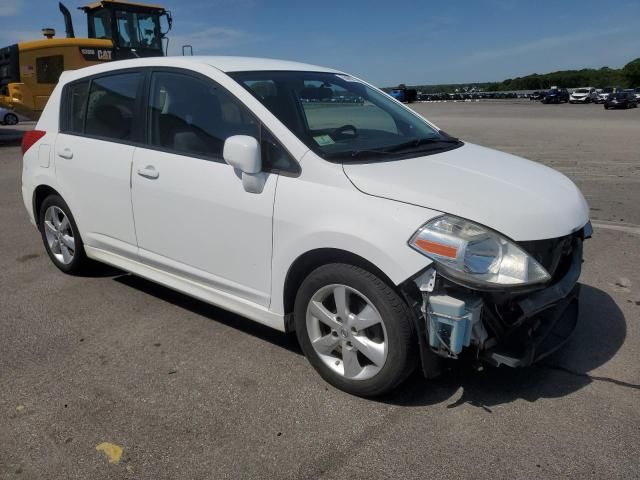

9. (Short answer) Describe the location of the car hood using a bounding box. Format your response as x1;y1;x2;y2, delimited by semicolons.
342;143;589;241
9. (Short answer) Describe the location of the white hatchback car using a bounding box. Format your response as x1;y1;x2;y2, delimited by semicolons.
21;57;591;396
569;87;597;103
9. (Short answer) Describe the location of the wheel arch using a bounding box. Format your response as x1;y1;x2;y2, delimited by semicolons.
33;184;62;227
282;248;398;324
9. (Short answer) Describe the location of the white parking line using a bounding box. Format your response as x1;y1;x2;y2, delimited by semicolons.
592;221;640;236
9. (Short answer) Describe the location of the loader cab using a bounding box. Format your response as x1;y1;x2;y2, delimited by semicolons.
82;0;171;59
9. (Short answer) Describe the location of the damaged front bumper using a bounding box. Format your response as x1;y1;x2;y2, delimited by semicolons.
402;229;587;376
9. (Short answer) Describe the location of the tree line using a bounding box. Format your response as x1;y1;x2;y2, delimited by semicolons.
400;58;640;93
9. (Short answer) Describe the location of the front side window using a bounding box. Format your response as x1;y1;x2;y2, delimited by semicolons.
230;71;459;161
85;72;141;140
147;71;258;159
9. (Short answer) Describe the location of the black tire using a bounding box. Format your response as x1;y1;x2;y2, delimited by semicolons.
294;263;417;397
38;194;90;275
3;113;18;125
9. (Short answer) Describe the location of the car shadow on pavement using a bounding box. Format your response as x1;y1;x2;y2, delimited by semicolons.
113;274;303;355
111;275;628;408
381;284;629;410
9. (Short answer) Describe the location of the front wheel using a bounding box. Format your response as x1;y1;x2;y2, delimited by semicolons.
294;264;417;397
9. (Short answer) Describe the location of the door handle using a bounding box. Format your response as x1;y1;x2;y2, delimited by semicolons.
137;165;159;179
57;147;73;159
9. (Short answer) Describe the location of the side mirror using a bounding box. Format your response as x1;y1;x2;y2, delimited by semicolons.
223;135;265;193
223;135;261;174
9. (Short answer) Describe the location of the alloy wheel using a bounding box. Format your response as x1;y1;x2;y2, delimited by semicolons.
306;284;388;380
43;206;76;265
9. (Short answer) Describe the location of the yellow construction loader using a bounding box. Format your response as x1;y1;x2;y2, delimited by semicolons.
0;1;172;119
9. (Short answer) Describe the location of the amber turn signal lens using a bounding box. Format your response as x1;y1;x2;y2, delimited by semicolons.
414;239;458;259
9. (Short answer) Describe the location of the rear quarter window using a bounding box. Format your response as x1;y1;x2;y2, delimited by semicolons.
61;80;90;134
85;72;141;141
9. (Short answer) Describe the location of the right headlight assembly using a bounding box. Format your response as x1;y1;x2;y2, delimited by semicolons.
409;215;551;288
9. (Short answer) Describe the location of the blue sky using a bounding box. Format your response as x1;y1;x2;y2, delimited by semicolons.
1;0;638;86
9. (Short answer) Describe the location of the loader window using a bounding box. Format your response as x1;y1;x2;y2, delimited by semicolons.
36;55;64;84
91;10;112;39
115;10;161;50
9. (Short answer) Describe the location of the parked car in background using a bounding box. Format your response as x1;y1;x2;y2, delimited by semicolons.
634;88;640;101
604;91;638;109
21;56;591;396
569;87;597;103
388;88;417;103
530;91;545;101
0;106;26;125
595;87;615;104
542;88;569;104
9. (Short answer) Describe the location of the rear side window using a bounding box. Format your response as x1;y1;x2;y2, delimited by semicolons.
147;71;258;159
63;80;90;134
85;72;141;141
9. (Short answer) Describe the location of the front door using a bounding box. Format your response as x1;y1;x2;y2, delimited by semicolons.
131;70;276;306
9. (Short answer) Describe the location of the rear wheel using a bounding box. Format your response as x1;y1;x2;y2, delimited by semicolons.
294;263;417;397
38;194;90;274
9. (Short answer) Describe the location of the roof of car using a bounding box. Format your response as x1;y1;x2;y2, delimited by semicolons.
60;56;341;83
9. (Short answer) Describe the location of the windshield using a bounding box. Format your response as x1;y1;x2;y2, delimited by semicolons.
574;89;588;93
229;71;459;160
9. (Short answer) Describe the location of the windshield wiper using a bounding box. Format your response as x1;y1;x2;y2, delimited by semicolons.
383;136;460;153
323;136;461;160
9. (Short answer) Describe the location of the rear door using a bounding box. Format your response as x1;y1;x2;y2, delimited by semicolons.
55;71;143;259
131;69;278;306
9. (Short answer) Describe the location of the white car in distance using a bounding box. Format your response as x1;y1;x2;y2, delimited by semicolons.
569;87;597;103
21;57;591;396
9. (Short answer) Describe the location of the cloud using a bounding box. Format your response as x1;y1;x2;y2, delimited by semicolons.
0;0;23;16
460;27;629;65
167;26;263;55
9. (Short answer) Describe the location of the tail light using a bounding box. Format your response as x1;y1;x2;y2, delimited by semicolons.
21;130;46;155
